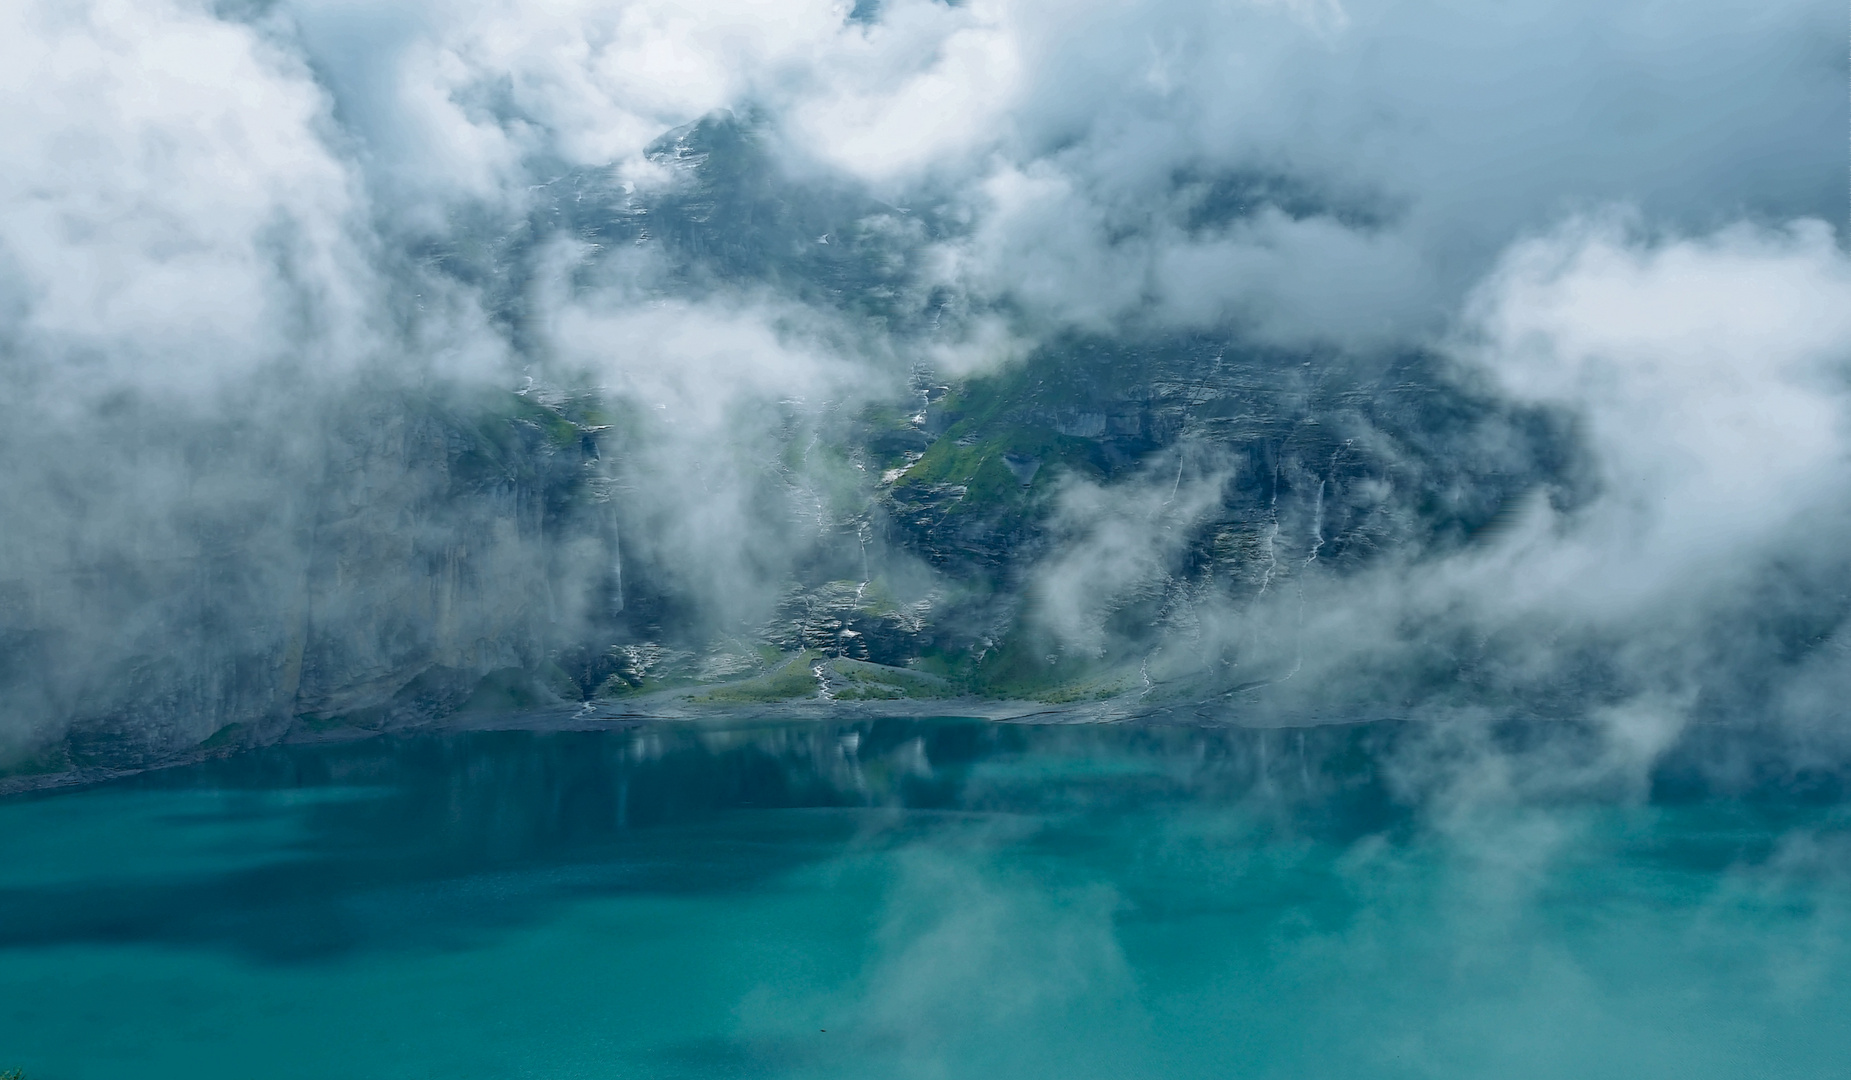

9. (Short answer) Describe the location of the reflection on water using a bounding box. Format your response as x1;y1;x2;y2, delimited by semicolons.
1;717;1847;1079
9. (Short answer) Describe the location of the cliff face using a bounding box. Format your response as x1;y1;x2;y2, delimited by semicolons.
794;338;1573;692
1;387;615;774
879;341;1561;582
0;112;1589;776
553;340;1578;707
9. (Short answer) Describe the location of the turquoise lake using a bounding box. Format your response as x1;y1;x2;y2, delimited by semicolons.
1;718;1847;1078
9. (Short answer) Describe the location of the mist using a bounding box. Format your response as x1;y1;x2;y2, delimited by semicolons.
1;0;1847;779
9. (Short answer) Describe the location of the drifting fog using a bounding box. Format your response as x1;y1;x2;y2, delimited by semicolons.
1;0;1846;767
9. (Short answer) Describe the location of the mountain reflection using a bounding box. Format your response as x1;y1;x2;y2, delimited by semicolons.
0;717;1843;965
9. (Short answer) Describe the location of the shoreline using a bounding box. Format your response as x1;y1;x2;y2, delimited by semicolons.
0;684;1366;799
0;691;1152;798
2;696;1821;803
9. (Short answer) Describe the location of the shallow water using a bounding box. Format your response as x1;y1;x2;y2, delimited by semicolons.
1;718;1847;1079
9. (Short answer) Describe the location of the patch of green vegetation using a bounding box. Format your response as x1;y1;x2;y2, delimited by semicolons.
594;673;702;699
589;639;773;699
849;577;904;615
829;658;951;699
694;651;824;703
855;402;931;469
895;423;1100;512
833;683;906;701
903;641;991;689
537;661;582;701
1027;676;1133;704
956;624;1117;701
441;388;600;494
890;340;1142;519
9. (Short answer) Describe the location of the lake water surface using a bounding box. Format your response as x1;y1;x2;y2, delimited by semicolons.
1;718;1847;1078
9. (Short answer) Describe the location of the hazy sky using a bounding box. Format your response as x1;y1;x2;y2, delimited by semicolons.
5;0;1839;383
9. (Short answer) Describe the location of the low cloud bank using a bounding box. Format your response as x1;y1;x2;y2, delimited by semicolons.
0;0;1845;772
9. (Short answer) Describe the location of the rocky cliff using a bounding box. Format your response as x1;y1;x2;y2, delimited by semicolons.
0;113;1587;779
0;386;615;775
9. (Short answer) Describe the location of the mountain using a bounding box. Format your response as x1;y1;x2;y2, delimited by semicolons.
5;111;1830;783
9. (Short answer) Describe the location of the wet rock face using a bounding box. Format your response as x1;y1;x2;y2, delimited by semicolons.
290;391;615;716
760;581;936;666
428;110;946;346
427;111;1579;695
1;387;617;771
0;111;1599;775
869;336;1573;615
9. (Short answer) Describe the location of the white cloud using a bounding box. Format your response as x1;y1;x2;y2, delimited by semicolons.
225;0;1839;353
0;0;371;397
1033;459;1229;657
1455;215;1851;623
2;0;1846;754
875;0;1840;344
1190;216;1851;722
